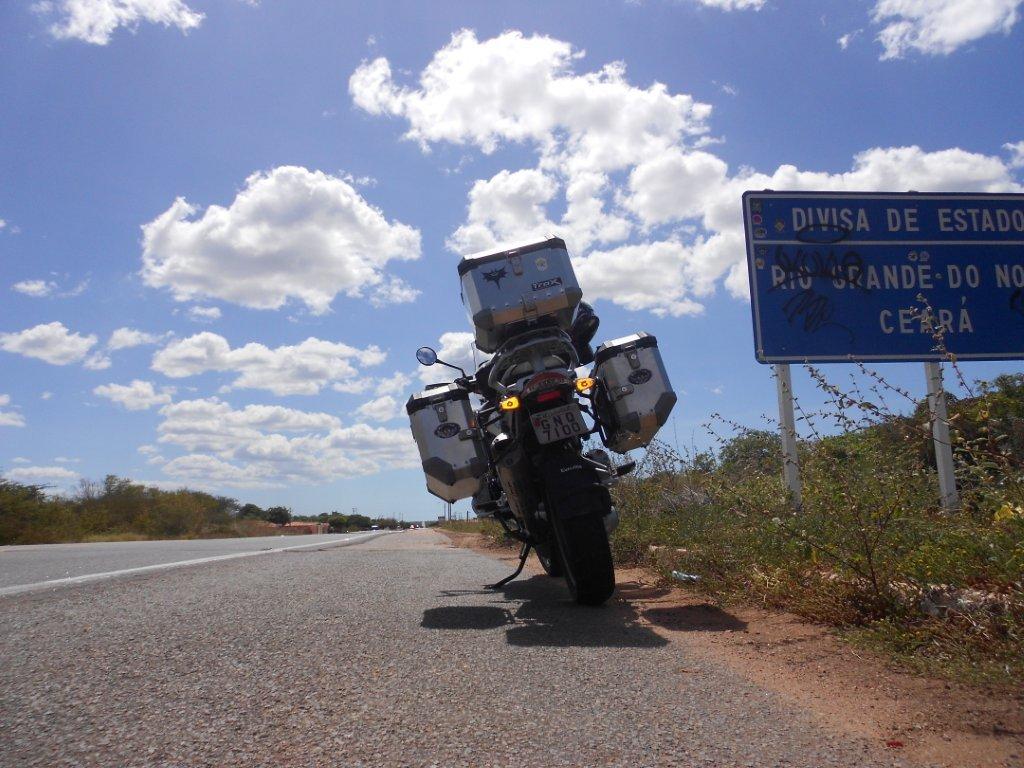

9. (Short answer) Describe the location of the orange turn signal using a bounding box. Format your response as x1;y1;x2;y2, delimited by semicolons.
575;377;595;393
500;396;521;411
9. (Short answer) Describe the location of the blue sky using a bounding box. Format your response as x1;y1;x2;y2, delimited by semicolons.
2;0;1023;519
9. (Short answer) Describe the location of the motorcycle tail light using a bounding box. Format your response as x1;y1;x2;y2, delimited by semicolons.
536;389;563;404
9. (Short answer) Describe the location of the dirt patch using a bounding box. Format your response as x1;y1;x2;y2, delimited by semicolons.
439;529;1024;768
437;528;543;570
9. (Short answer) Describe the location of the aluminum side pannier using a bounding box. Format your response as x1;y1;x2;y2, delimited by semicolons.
459;237;583;353
593;333;677;453
407;384;487;502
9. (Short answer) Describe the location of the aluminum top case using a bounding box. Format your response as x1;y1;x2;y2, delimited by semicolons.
406;384;487;503
593;332;677;454
458;237;583;353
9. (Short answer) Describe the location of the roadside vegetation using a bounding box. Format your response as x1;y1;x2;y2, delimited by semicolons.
0;475;408;544
438;518;507;545
612;369;1023;686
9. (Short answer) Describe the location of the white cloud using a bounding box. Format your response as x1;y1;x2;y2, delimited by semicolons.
54;456;80;463
151;332;386;396
447;169;559;254
691;0;764;9
1005;140;1024;169
160;454;281;489
12;457;31;464
0;412;26;427
369;276;419;308
186;306;221;322
837;29;863;50
0;322;97;365
330;378;374;395
154;398;417;487
159;399;342;452
94;379;175;411
141;166;421;314
12;280;57;297
61;279;90;297
871;0;1024;59
574;241;707;316
0;394;25;428
41;391;53;400
11;277;87;298
83;353;112;370
354;395;401;422
138;444;166;465
5;465;79;484
39;0;205;46
349;30;712;177
624;148;729;227
108;327;167;350
126;478;193;491
354;31;1024;316
342;172;377;188
374;371;412;396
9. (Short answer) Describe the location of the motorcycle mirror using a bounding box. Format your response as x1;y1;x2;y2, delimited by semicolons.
415;346;438;366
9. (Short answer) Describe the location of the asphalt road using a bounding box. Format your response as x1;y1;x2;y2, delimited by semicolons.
0;533;382;594
0;530;901;767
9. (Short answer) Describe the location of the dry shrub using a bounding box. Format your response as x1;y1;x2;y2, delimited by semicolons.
610;368;1024;684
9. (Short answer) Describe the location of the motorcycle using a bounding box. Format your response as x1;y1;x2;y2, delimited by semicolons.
407;238;676;606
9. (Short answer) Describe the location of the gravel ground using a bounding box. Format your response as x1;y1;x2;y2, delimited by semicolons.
0;530;906;768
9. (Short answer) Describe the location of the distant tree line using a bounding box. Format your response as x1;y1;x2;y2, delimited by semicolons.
320;513;405;532
0;473;415;545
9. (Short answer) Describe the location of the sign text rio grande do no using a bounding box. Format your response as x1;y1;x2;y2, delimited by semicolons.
742;191;1024;363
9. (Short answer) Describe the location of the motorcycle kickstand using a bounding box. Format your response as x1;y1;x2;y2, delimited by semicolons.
486;541;532;590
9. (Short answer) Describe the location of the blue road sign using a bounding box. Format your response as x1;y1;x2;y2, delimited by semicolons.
742;191;1024;363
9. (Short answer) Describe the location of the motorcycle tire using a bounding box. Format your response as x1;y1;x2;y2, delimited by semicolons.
551;510;615;606
535;543;563;577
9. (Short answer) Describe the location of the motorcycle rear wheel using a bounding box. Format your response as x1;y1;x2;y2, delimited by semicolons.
535;543;563;577
551;510;615;606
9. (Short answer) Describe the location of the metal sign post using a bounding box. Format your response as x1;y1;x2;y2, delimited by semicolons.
924;362;960;511
774;364;802;508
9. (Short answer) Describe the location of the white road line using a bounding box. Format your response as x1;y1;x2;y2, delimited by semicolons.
0;532;388;598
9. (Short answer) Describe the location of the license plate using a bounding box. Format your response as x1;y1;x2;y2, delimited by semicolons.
530;403;586;444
